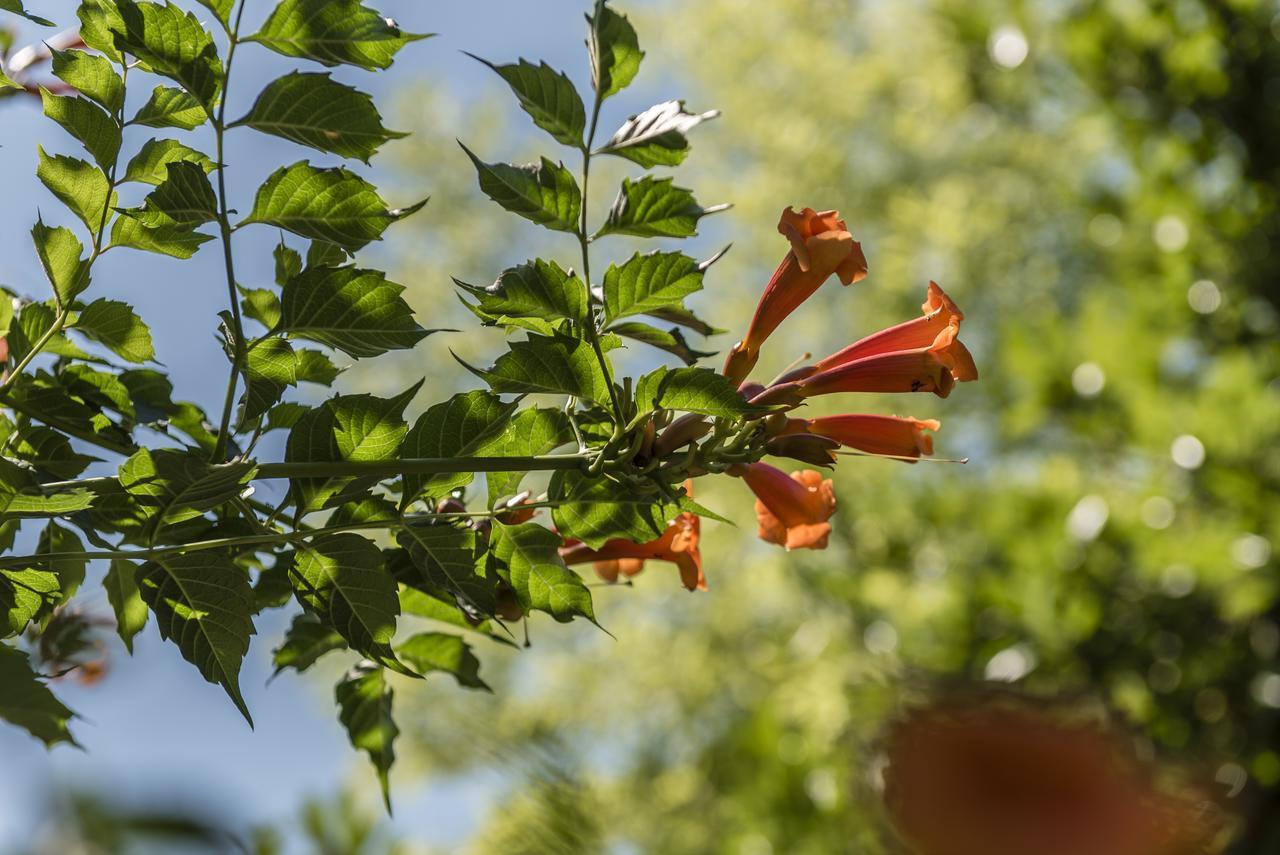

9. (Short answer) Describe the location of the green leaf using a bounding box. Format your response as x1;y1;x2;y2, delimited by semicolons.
597;100;717;168
602;250;707;322
657;367;771;418
242;162;425;252
285;386;417;512
400;391;518;507
461;333;611;404
481;407;571;504
78;0;127;63
646;303;725;337
114;0;223;110
335;661;398;811
239;338;296;423
138;551;255;723
467;54;584;148
455;259;586;324
1;568;59;637
597;176;725;239
230;71;406;162
130;84;206;129
41;90;121;171
274;240;303;285
240;287;280;329
280;266;431;358
397;632;489;691
194;0;231;25
588;3;643;99
609;321;714;366
31;220;90;306
125;160;217;230
7;425;98;480
0;67;19;90
122;138;213;185
248;0;428;70
36;147;114;236
118;448;256;533
396;523;495;615
75;299;155;363
460;144;580;233
103;559;148;652
493;522;595;624
109;216;213;258
272;612;344;676
293;533;406;673
50;48;124;113
0;646;77;749
0;0;53;26
306;239;349;269
294;348;341;385
549;470;677;549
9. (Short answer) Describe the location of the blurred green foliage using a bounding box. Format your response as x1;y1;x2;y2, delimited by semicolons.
367;0;1280;852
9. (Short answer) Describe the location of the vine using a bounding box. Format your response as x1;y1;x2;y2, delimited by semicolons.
0;0;977;804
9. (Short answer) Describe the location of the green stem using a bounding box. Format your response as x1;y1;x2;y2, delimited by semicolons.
0;310;67;396
0;501;568;569
578;71;625;425
210;0;250;462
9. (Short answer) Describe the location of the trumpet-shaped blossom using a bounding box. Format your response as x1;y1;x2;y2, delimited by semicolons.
734;462;836;550
795;414;940;461
722;207;867;384
560;512;704;591
814;280;965;373
758;321;977;405
883;694;1223;855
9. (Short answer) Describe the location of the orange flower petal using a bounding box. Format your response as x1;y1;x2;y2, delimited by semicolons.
804;414;940;461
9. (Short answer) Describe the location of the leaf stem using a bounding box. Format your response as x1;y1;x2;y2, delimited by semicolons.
210;0;250;462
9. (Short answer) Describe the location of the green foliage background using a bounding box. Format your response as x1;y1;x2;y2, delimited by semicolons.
368;0;1280;852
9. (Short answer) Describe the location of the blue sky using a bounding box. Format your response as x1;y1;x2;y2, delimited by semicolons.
0;1;623;849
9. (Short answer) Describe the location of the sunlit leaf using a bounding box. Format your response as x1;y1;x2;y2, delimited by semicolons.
113;0;223;110
122;138;213;185
36;147;113;236
75;298;155;363
242;161;425;252
50;48;124;113
467;54;585;148
103;559;147;653
397;632;489;691
130;85;206;129
588;3;643;99
400;390;518;506
280;265;431;358
493;522;596;624
597;100;717;168
41;90;121;171
455;258;587;324
247;0;428;70
596;176;725;239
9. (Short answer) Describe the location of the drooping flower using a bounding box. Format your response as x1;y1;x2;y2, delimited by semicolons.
722;207;867;384
560;512;704;591
882;692;1225;855
733;462;836;550
792;414;940;462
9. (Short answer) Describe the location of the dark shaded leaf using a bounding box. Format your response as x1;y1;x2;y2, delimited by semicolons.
608;321;715;365
272;612;344;675
657;366;772;418
280;266;431;358
550;469;677;549
481;407;571;504
460;144;580;233
137;551;256;723
0;645;77;749
231;71;406;162
468;54;584;148
335;661;397;810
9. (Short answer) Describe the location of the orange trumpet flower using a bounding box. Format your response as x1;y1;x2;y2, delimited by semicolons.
560;512;704;591
734;462;836;550
722;207;867;384
795;414;940;461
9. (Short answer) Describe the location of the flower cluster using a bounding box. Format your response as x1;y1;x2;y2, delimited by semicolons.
559;206;978;589
729;207;977;552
